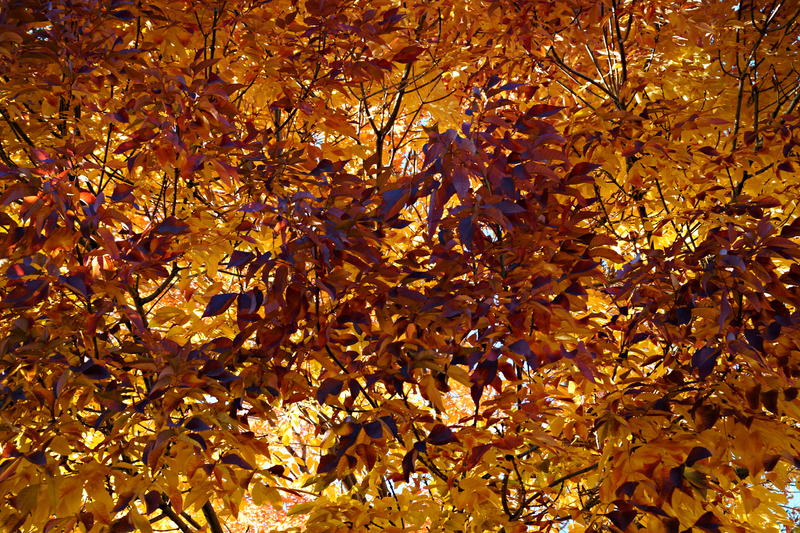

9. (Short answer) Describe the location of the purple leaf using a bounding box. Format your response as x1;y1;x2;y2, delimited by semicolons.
364;421;383;439
187;433;207;450
485;74;501;89
458;216;474;248
5;258;37;279
470;383;484;407
694;511;721;532
227;251;255;268
6;279;48;306
239;202;266;213
112;10;136;20
493;200;525;214
427;424;455;445
310;159;335;176
669;465;684;489
686;446;712;466
608;505;636;530
144;491;161;515
499;82;524;92
112;492;135;513
316;378;343;404
698;146;720;157
112;109;129;123
765;321;781;340
83;364;111;380
185;417;212;432
744;328;764;351
452;167;469;199
237;290;263;317
674;307;692;325
401;449;417;480
26;450;46;465
154;216;189;235
59;275;89;297
380;416;399;438
220;453;253;470
692;346;719;379
380;188;407;219
202;293;237;317
617;481;638;497
508;339;532;357
721;254;746;271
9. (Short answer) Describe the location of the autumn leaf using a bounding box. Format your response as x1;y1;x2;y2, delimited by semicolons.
0;1;798;532
203;293;238;317
392;45;424;64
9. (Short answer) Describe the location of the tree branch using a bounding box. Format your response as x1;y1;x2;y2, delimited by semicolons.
202;501;224;533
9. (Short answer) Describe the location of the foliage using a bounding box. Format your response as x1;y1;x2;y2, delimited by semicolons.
1;0;799;531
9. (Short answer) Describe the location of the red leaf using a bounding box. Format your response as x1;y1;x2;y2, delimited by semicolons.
527;104;564;118
392;45;424;63
111;183;135;203
317;453;339;474
698;146;720;157
31;149;51;163
569;162;601;177
694;511;721;532
114;139;138;153
465;444;491;470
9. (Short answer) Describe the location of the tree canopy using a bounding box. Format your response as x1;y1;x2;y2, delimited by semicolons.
1;0;800;531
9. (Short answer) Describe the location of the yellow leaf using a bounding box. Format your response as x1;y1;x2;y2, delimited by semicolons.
421;374;446;411
15;484;39;515
129;507;153;533
57;476;84;516
251;482;282;508
287;501;316;516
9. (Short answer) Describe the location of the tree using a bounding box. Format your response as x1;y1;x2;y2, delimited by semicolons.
0;0;799;531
